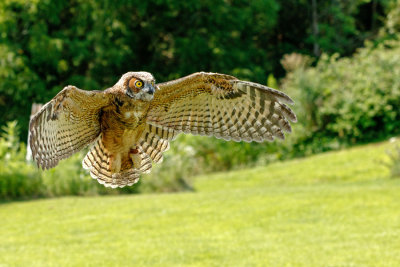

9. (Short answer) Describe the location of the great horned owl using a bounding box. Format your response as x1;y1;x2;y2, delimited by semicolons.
29;72;297;188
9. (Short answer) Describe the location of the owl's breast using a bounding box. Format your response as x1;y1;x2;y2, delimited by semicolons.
99;99;150;154
122;110;145;121
102;98;150;131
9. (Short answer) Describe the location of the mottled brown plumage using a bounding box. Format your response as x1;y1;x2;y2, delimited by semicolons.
29;71;297;188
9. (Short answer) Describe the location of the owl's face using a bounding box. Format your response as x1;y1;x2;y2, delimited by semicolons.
116;72;156;101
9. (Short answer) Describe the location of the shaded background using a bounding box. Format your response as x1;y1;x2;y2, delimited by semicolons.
1;0;393;137
1;0;400;196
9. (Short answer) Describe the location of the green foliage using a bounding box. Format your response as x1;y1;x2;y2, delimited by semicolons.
117;135;198;194
0;121;43;199
0;0;281;138
308;0;373;55
283;39;400;150
267;73;278;88
378;0;400;45
0;0;396;139
136;135;197;193
1;0;400;199
40;152;114;197
384;0;400;35
179;135;278;172
0;121;194;200
272;0;393;64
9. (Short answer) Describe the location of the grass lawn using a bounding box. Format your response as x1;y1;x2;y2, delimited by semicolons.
1;140;400;266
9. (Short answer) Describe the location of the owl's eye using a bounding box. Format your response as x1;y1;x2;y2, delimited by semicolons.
128;79;143;91
134;80;143;88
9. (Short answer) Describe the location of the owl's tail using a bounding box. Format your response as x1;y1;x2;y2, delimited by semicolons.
82;135;152;188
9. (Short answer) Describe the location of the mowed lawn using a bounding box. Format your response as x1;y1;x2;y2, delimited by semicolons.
1;141;400;266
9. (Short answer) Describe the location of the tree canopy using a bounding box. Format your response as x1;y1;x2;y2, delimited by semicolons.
0;0;395;138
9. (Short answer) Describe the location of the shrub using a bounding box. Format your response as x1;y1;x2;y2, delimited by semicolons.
282;40;400;148
0;121;195;200
136;135;197;193
0;121;43;200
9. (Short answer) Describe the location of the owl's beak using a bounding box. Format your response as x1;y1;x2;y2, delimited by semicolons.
144;83;155;95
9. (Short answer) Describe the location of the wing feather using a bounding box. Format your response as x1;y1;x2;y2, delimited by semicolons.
29;86;111;169
139;123;178;164
147;72;296;142
82;135;151;188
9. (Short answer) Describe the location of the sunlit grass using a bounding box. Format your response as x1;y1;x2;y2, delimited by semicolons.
0;141;399;266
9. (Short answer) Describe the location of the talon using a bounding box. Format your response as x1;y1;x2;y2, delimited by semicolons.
130;148;139;154
130;147;141;169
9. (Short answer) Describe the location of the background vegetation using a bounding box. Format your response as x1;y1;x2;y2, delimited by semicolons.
1;0;400;199
0;0;396;137
0;121;197;199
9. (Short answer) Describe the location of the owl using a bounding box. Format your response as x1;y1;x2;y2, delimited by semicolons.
29;72;297;188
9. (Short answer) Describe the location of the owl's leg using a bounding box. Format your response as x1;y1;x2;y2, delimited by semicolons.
109;153;122;173
130;147;142;169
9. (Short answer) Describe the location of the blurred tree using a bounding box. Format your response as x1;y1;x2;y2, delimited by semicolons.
265;0;394;77
382;0;400;35
0;0;280;138
0;0;396;139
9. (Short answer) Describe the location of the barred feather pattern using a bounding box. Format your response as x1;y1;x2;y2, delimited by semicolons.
82;134;152;188
29;71;297;189
147;72;297;143
139;123;179;163
29;86;109;169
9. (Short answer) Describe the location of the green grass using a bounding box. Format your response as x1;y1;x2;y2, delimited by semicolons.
1;141;400;266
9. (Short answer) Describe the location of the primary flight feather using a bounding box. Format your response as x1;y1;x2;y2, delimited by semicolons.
29;72;297;188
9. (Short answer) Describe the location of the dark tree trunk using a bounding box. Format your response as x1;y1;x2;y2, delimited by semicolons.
311;0;320;56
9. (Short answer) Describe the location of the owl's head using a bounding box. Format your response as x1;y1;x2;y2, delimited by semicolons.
116;72;157;101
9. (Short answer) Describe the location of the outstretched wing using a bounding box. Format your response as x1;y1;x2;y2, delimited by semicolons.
29;86;111;169
146;72;297;142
